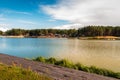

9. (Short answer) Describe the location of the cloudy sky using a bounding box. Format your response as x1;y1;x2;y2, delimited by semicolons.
0;0;120;31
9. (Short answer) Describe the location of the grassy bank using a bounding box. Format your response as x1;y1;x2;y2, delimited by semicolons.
0;63;52;80
78;36;120;40
33;56;120;79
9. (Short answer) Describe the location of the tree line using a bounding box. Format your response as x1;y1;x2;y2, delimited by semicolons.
78;26;120;37
0;26;120;37
1;29;77;37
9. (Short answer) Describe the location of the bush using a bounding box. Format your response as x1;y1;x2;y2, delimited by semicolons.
33;56;120;79
55;59;74;68
46;57;57;64
35;57;46;63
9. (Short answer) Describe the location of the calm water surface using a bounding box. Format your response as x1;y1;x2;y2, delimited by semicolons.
0;38;120;72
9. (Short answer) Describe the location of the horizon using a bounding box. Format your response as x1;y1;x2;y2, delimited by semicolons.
0;25;120;32
0;0;120;31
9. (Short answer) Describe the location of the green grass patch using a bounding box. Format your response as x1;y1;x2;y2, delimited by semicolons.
33;56;120;79
0;63;52;80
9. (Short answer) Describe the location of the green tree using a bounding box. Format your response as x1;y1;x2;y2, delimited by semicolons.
0;30;3;35
5;29;25;36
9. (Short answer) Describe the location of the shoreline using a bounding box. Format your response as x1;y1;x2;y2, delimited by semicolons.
33;56;120;79
0;53;118;80
78;36;120;40
0;35;67;38
0;35;120;40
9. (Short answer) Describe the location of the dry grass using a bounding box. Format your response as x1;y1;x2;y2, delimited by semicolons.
0;63;52;80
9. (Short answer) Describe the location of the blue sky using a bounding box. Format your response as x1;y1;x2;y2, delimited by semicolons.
0;0;69;30
0;0;120;31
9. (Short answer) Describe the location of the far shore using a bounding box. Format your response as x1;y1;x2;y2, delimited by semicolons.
78;36;120;40
0;35;120;40
0;35;65;38
0;35;24;38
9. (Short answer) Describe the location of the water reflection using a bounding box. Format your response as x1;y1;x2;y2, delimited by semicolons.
0;38;120;72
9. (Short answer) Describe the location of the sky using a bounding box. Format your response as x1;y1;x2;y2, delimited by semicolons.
0;0;120;31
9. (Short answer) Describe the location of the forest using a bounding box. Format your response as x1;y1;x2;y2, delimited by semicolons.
0;26;120;37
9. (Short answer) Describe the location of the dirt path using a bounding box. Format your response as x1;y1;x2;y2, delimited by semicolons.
0;53;118;80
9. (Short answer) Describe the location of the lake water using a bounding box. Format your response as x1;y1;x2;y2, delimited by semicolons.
0;38;120;72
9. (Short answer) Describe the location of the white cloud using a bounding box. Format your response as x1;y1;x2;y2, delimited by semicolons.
42;0;120;26
0;17;6;21
0;14;3;17
0;14;6;21
48;19;56;22
14;11;31;15
0;24;9;32
53;23;82;29
18;20;36;25
1;9;32;15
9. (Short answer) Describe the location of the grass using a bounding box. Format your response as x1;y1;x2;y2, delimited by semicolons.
0;63;52;80
33;56;120;79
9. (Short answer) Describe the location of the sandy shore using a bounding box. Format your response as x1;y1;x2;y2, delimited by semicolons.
0;36;24;38
0;53;118;80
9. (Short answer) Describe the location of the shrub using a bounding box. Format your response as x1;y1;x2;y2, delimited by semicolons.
55;59;74;68
46;57;57;64
35;57;46;63
33;56;120;79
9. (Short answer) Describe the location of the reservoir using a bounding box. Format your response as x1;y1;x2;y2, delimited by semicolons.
0;38;120;72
